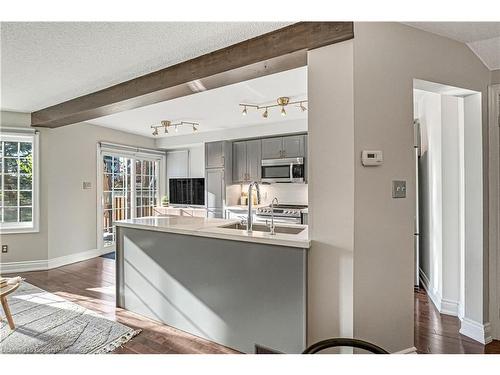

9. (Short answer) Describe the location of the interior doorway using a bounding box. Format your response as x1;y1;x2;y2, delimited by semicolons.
413;79;488;344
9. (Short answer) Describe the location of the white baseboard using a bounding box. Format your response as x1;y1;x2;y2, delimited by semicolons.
0;259;48;273
393;346;418;354
0;248;111;274
459;318;493;344
419;268;442;311
441;298;460;316
419;268;460;317
47;248;110;270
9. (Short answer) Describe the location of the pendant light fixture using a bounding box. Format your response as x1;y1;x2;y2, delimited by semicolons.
239;96;307;119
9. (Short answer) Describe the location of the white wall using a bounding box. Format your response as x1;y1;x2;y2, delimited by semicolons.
155;119;307;149
441;95;462;312
416;90;443;303
1;111;155;265
45;122;155;260
492;70;500;85
307;40;355;344
352;22;491;352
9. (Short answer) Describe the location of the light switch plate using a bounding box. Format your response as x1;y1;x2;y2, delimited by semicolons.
82;181;92;190
392;180;407;198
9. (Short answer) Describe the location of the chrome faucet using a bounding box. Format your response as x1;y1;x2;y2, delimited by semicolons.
247;181;261;233
270;197;279;235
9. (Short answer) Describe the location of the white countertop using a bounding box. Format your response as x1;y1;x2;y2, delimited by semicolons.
115;215;310;249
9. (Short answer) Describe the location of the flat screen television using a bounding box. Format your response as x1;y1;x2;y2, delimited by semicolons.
169;178;205;206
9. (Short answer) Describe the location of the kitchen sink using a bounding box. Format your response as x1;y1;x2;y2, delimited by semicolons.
220;223;306;235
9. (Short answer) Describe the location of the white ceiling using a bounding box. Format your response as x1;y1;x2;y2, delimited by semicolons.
0;22;292;112
87;66;307;138
404;22;500;70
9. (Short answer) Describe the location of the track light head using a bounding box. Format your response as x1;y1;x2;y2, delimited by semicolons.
300;102;307;112
242;106;248;116
281;106;286;117
193;124;198;132
152;127;159;136
262;108;268;119
175;124;178;132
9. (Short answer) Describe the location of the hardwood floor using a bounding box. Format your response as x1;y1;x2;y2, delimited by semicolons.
9;257;239;354
414;287;500;354
7;257;500;354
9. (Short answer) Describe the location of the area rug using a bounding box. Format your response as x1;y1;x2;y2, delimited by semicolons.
0;281;140;354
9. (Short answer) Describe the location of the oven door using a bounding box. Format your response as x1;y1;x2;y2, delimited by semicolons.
261;158;304;183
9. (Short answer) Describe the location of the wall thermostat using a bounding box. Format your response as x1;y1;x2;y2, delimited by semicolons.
361;150;383;166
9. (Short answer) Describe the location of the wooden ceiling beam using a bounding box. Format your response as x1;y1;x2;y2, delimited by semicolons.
31;22;354;128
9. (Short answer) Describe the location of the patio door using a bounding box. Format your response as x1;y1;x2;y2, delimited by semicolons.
97;143;165;251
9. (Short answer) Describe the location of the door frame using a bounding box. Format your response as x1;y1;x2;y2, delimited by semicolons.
96;143;166;252
489;84;500;340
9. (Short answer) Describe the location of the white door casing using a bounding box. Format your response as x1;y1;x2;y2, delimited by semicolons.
489;84;500;340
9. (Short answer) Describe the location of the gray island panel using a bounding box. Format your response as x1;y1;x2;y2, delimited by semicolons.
116;226;307;353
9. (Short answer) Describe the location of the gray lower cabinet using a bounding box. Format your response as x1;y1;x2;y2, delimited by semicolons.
233;139;262;183
116;226;307;353
205;141;225;168
262;135;305;159
206;168;224;218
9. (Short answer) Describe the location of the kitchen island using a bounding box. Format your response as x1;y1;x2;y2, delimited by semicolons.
115;215;310;353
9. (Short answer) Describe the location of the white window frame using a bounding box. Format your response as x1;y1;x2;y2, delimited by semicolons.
0;129;40;234
96;142;166;251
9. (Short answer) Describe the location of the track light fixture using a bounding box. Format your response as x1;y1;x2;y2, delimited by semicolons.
151;120;200;136
239;96;307;119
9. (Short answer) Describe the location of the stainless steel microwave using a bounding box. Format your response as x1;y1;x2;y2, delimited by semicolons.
261;157;305;183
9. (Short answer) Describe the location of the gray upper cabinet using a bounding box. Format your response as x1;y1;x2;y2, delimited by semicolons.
262;135;305;159
246;139;261;181
232;139;261;183
282;135;305;158
232;141;247;183
205;141;225;169
261;137;283;159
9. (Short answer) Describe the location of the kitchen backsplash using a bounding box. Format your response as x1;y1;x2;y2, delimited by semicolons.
228;183;308;206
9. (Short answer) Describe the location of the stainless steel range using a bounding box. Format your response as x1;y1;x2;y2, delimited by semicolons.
256;204;308;225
